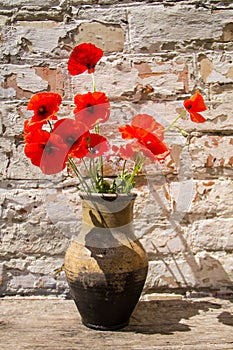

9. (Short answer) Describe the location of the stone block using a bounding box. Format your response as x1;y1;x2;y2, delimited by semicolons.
0;15;8;26
0;65;48;99
8;272;37;291
3;143;42;180
136;178;233;255
0;22;67;60
190;135;233;173
71;22;125;53
0;0;61;8
0;188;68;255
185;218;233;253
0;186;84;255
146;251;233;291
0;264;3;287
134;57;192;95
199;52;233;84
128;5;233;53
69;53;199;101
189;179;233;218
70;57;138;99
76;6;128;26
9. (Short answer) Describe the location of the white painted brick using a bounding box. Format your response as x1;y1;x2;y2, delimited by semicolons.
0;0;61;8
128;5;233;52
190;135;233;170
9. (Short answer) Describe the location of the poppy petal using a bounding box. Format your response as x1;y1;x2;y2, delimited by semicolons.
189;112;206;123
118;125;138;140
74;91;110;129
119;122;170;162
27;92;62;123
68;43;103;76
86;134;110;158
184;90;207;123
132;114;165;139
24;129;68;174
112;144;135;160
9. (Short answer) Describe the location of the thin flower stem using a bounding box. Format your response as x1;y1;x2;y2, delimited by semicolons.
93;158;99;185
121;159;127;177
47;120;53;132
173;125;189;137
82;158;96;190
91;73;97;92
95;123;100;134
90;158;96;179
68;157;91;193
99;155;104;186
91;72;104;190
123;154;145;193
164;109;187;132
93;122;104;189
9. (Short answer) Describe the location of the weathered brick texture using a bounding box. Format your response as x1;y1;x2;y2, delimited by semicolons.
0;0;233;296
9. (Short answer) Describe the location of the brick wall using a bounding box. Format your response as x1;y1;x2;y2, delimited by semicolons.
1;0;233;296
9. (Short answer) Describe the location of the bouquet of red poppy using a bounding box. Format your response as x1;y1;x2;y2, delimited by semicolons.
24;43;207;194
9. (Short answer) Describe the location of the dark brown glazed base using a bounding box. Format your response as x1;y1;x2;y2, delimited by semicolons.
68;268;148;331
82;320;129;331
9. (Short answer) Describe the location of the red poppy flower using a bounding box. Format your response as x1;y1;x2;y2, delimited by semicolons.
68;43;103;76
74;92;110;129
138;133;170;161
53;118;90;159
183;90;207;123
86;134;110;158
24;119;45;142
24;129;68;174
27;92;62;123
112;144;135;160
119;122;170;161
132;114;165;139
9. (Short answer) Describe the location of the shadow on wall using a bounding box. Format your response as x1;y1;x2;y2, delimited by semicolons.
145;181;233;293
149;222;232;293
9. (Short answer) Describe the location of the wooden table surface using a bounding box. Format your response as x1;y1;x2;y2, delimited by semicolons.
1;295;233;349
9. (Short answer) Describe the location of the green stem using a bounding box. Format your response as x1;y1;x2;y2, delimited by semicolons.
90;73;104;189
164;109;187;132
121;159;127;177
95;123;100;134
93;122;104;190
91;73;97;92
123;154;145;193
173;125;189;137
82;158;96;190
90;158;96;179
47;120;53;132
99;155;104;187
68;157;91;193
